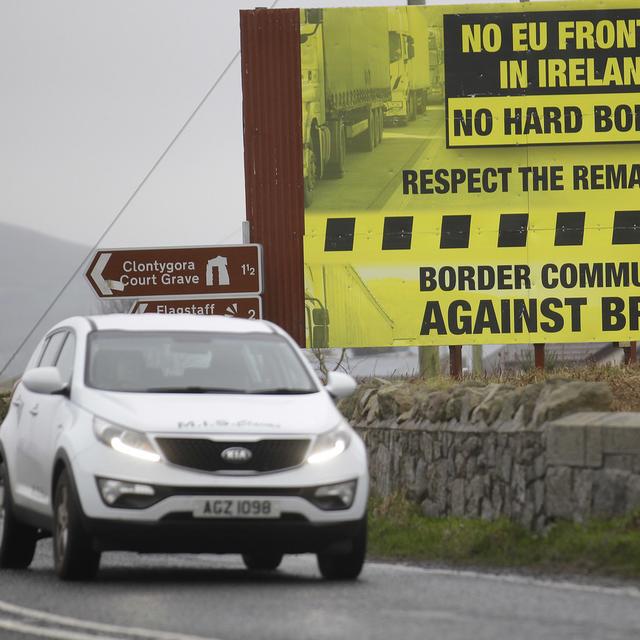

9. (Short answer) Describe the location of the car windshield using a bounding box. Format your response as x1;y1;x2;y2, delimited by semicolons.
85;330;318;394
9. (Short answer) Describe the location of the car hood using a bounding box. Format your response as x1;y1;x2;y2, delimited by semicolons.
76;388;345;436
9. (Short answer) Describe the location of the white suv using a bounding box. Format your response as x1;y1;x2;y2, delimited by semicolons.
0;315;367;580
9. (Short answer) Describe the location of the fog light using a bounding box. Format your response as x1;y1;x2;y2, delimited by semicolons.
97;478;156;509
312;480;357;510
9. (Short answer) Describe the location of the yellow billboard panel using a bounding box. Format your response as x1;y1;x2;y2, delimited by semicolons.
301;2;640;347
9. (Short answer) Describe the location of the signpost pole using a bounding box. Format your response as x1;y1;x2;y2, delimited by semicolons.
534;344;545;370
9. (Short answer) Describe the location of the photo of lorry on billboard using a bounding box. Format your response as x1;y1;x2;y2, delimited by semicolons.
300;8;390;206
302;1;640;349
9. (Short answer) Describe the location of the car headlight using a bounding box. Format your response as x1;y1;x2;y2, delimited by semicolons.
93;417;161;463
307;424;351;464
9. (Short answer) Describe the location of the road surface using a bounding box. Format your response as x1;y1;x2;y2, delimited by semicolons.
308;108;442;215
0;541;638;640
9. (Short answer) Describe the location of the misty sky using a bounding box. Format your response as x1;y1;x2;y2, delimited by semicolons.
1;0;519;249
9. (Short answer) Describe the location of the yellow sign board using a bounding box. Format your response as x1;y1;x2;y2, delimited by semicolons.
301;2;640;347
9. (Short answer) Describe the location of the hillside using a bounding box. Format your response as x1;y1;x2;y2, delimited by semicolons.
0;223;96;379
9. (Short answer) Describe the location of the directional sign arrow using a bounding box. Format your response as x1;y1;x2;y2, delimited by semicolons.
130;296;262;319
88;253;126;296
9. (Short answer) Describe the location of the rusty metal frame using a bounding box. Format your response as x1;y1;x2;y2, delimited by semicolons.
240;8;305;345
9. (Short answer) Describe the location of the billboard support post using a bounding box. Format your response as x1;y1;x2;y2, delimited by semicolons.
623;342;637;365
409;0;439;378
472;345;483;375
411;0;476;382
449;345;462;379
419;346;439;379
534;344;545;371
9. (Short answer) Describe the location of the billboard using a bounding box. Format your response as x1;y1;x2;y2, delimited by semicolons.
299;2;640;348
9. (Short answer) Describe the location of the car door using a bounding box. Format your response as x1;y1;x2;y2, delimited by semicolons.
14;331;67;511
31;331;77;514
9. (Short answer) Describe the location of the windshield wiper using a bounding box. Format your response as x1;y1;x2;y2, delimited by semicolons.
143;386;249;394
253;388;317;395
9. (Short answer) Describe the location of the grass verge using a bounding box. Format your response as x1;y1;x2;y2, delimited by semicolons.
0;392;9;423
369;495;640;579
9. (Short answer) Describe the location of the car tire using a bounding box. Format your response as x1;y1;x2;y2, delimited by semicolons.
242;552;283;571
0;460;38;569
326;119;346;178
363;110;376;152
53;469;100;581
317;516;367;581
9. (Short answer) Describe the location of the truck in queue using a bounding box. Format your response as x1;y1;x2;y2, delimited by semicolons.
427;24;444;102
304;264;395;349
300;8;391;206
385;6;430;126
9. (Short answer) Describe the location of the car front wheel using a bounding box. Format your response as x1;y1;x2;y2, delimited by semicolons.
317;517;367;581
0;460;38;569
53;469;100;581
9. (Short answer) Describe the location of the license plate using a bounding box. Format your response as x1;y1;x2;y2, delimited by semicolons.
193;498;280;519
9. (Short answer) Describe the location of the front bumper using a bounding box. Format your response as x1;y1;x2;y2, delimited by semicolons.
384;100;407;118
68;433;369;554
84;513;366;554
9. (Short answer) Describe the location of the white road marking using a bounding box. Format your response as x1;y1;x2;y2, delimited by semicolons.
0;618;118;640
368;561;640;600
1;555;637;639
190;554;640;603
0;599;217;640
192;554;640;602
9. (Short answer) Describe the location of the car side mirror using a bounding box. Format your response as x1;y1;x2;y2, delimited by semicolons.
22;367;68;396
325;371;357;399
407;35;415;60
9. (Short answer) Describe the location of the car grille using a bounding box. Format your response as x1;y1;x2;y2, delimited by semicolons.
155;438;311;473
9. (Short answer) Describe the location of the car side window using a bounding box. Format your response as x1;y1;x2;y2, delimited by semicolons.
55;334;76;386
24;337;48;372
38;332;67;367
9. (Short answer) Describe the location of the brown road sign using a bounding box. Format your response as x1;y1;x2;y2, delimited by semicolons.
86;245;263;298
130;296;263;319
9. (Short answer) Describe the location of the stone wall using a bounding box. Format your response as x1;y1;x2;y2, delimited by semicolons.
342;379;640;529
546;412;640;522
3;382;639;527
